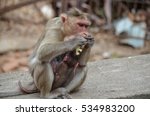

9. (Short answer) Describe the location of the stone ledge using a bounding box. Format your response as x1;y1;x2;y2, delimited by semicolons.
0;54;150;99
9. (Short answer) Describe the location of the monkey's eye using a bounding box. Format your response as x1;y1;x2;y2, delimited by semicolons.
78;23;89;28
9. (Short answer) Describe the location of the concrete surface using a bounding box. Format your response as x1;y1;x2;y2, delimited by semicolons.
0;54;150;99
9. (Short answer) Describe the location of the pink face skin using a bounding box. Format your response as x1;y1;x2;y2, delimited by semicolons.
73;18;91;36
61;14;91;37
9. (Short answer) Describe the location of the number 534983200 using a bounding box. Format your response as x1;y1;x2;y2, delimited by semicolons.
81;105;135;112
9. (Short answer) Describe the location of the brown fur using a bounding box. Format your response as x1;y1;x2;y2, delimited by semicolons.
19;8;94;98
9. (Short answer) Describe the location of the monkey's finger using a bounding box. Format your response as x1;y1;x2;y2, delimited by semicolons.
52;95;67;99
79;38;89;45
53;96;63;99
57;94;72;99
84;35;94;40
64;93;72;99
87;39;94;46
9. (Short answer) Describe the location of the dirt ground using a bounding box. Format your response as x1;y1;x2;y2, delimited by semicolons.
0;20;150;73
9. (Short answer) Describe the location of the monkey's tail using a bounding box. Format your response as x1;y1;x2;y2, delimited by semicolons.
18;81;38;94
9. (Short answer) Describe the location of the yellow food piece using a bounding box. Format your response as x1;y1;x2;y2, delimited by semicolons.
75;45;84;55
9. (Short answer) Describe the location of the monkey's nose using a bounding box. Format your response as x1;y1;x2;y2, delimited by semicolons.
82;32;88;36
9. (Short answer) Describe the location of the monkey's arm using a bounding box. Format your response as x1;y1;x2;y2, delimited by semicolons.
37;36;86;62
66;48;91;93
77;36;94;66
37;42;72;62
64;38;94;93
78;46;91;66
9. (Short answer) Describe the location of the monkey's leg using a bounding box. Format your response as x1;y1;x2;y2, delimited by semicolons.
33;63;54;98
50;66;87;99
65;66;87;93
18;80;38;93
32;62;70;99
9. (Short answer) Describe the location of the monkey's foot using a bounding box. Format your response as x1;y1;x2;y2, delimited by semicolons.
46;92;72;99
18;80;37;94
48;88;72;99
55;93;72;99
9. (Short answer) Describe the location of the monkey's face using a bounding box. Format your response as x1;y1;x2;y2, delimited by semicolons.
63;16;91;36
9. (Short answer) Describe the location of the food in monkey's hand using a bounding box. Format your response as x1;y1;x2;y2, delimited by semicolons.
75;35;94;55
75;45;85;55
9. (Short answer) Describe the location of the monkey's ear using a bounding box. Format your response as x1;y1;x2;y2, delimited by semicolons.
60;14;67;23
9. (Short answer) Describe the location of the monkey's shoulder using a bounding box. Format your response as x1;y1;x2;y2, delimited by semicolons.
46;17;62;30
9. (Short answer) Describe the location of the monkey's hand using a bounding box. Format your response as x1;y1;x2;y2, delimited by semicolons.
68;35;87;50
84;35;94;47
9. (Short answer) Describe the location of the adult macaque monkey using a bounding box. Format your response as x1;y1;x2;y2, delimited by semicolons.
19;8;94;98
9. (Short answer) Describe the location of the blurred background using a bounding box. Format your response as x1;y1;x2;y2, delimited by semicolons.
0;0;150;73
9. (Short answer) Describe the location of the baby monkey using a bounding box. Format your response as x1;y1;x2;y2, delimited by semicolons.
19;8;94;98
